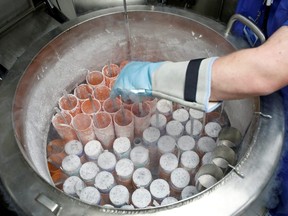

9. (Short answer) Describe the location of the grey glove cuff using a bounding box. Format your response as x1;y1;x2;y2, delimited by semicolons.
151;57;219;112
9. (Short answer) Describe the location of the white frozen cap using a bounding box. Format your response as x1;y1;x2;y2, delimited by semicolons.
64;140;83;156
109;185;130;207
79;186;101;205
84;140;103;161
62;154;82;176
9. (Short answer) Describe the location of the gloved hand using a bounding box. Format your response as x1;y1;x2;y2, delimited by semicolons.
111;58;221;112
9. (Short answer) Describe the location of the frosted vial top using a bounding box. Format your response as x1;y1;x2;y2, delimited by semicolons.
97;151;116;171
166;120;184;139
197;136;217;153
113;137;131;159
159;153;178;174
180;151;200;170
130;146;149;168
62;154;82;176
156;99;173;116
204;122;222;138
79;186;101;205
143;127;161;145
177;135;195;152
63;176;83;196
172;109;189;124
189;108;204;120
79;161;100;182
149;179;170;200
132;167;153;188
64;140;83;156
109;185;130;207
150;113;167;129
185;119;203;136
84;140;103;160
115;158;135;179
132;188;152;208
181;185;198;199
157;135;176;154
170;168;190;190
94;171;115;193
161;197;178;206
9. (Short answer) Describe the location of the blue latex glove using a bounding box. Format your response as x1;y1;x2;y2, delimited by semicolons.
111;61;163;99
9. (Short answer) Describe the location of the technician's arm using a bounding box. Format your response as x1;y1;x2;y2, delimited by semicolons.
211;25;288;101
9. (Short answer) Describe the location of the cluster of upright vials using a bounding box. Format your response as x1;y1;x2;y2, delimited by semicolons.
47;60;242;209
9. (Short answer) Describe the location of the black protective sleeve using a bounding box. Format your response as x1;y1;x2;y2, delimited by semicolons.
184;58;204;102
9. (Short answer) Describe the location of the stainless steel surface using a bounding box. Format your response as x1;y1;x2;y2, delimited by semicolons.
0;0;34;33
0;5;284;216
0;8;60;70
74;0;146;16
225;14;266;44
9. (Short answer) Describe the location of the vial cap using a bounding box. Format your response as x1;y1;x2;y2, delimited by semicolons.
80;162;100;182
149;179;170;200
170;168;190;190
97;151;116;171
95;171;115;193
158;135;176;154
84;140;103;160
64;140;83;156
109;185;130;207
132;167;152;188
79;186;101;205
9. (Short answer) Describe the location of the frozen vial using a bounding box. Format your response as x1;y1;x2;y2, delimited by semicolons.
185;119;203;138
130;146;150;168
204;122;222;138
166;120;184;140
161;197;178;206
132;167;153;189
109;185;130;207
197;136;217;157
63;176;83;197
180;151;200;174
177;135;196;153
79;186;101;205
115;158;134;189
74;179;86;197
84;140;103;161
156;99;173;121
143;127;161;146
158;135;177;155
150;113;167;135
180;185;198;200
132;188;152;208
170;168;190;197
159;153;178;181
97;150;117;172
64;140;83;156
113;137;131;159
62;154;82;176
172;109;189;125
79;161;100;186
189;108;204;120
95;171;116;204
149;179;170;202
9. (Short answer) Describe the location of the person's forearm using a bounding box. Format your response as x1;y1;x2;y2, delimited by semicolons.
210;26;288;101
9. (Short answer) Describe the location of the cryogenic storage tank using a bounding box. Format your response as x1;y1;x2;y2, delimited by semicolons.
0;5;284;216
